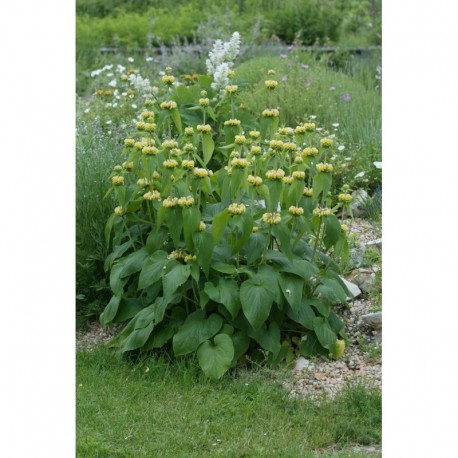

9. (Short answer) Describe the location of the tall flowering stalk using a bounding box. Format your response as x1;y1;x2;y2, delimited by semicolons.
206;32;241;95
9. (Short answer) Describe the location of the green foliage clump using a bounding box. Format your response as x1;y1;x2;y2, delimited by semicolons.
100;68;355;379
263;0;342;45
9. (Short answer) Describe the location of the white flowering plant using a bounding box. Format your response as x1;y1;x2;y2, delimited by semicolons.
100;60;356;379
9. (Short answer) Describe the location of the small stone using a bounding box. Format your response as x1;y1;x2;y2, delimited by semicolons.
361;312;382;330
293;357;310;372
314;372;326;381
364;238;382;251
339;276;362;299
346;268;376;293
350;189;369;217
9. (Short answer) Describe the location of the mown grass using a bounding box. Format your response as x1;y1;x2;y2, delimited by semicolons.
77;347;381;457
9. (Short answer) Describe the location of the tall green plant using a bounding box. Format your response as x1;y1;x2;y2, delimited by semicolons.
100;68;354;378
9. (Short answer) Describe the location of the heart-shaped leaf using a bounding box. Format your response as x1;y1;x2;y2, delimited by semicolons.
197;334;234;379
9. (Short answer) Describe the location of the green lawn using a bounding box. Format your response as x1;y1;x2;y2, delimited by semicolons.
76;348;381;457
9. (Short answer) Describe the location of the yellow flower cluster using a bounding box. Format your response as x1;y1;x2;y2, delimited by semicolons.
249;131;260;139
142;146;159;155
197;124;212;134
338;193;352;203
313;207;332;217
184;127;194;136
224;118;241;127
316;163;334;173
199;98;210;107
289;206;304;216
269;140;284;151
112;176;124;186
167;249;188;260
265;80;278;89
136;121;146;131
320;138;334;148
234;135;246;144
124;138;135;147
231;158;250;168
184;255;197;263
294;155;303;164
177;196;195;207
266;169;286;180
123;162;133;171
227;69;235;78
283;176;293;185
193;168;210;178
248;175;263;186
152;171;160;180
114;206;125;216
303;123;316;132
160;101;177;110
226;85;238;94
162;140;178;149
303;187;313;197
183;143;196;153
262;212;281;225
341;224;349;232
96;89;113;96
302;147;319;157
162;75;176;85
144;123;156;132
113;165;123;172
283;142;297;152
163;159;178;169
228;203;246;215
144;190;161;201
140;111;155;120
199;221;206;232
278;127;294;136
120;75;129;82
262;108;280;118
182;159;195;169
170;148;182;156
292;171;306;180
252;226;259;233
137;178;149;186
251;146;262;155
163;197;179;208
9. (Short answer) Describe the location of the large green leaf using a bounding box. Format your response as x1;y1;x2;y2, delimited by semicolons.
323;214;342;249
170;108;182;134
231;213;254;254
173;310;223;355
203;278;241;318
212;209;230;244
100;294;122;326
307;297;330;318
110;261;129;296
119;248;150;279
183;206;201;250
245;231;267;264
240;276;276;330
271;223;293;259
162;264;191;297
202;133;215;165
197;333;234;379
193;230;214;277
278;273;303;312
286;299;315;330
313;317;337;351
231;331;250;365
298;331;328;357
138;250;168;290
250;321;281;358
312;172;332;203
